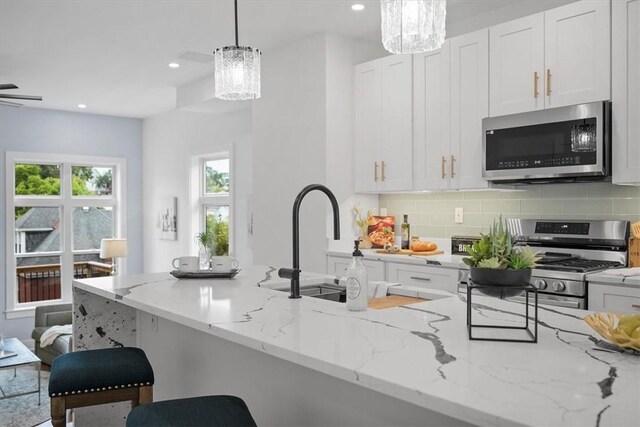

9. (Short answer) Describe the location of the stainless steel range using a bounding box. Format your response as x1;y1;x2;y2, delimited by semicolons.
458;219;630;309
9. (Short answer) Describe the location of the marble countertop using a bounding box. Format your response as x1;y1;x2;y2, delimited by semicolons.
588;269;640;287
73;266;640;427
327;249;465;269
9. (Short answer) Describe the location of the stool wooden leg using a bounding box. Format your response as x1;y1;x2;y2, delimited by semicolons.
133;385;153;408
51;396;66;427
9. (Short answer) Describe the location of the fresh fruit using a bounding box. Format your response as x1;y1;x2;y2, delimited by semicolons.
584;313;640;351
617;314;640;336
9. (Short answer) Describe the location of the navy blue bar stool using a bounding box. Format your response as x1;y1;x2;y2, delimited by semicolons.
126;395;257;427
49;347;154;427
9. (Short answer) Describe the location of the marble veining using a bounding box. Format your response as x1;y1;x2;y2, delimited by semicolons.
73;266;640;427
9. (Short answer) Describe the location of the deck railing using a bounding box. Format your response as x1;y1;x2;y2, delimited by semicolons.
16;262;112;303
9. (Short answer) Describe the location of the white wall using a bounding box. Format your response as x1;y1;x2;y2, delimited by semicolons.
252;34;384;274
0;106;142;341
252;34;329;274
142;108;253;273
325;34;382;252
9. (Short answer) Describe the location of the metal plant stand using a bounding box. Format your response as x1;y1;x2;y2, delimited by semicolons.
466;281;538;343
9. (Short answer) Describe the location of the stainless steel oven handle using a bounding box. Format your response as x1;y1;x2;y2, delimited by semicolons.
508;294;582;309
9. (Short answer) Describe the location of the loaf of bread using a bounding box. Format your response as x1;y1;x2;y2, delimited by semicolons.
410;241;438;252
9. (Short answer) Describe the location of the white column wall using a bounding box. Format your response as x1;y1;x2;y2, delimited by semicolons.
252;34;329;274
252;34;384;273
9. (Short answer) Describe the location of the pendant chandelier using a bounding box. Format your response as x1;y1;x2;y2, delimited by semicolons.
380;0;447;54
214;0;261;101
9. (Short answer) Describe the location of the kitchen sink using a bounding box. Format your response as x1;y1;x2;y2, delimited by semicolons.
274;283;346;303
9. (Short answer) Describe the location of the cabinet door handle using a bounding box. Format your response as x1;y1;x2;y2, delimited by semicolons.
534;71;539;98
441;156;447;179
450;155;456;178
381;161;386;182
546;69;552;97
410;276;432;282
632;304;640;310
374;162;379;182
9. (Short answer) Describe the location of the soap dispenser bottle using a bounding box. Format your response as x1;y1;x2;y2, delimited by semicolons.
346;240;368;311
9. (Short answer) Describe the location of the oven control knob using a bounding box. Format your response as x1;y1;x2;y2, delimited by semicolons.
552;281;566;292
533;279;547;290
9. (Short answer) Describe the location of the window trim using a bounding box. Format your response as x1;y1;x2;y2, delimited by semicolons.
5;152;127;318
189;146;234;257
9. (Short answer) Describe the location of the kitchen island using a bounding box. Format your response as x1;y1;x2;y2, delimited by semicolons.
72;265;639;427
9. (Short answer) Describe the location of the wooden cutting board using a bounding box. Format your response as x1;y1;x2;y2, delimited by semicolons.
375;249;444;256
368;295;429;309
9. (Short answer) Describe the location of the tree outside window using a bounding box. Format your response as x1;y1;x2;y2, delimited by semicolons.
8;156;121;310
199;156;231;256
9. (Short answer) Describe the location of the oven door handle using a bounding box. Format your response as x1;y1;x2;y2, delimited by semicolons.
508;294;582;309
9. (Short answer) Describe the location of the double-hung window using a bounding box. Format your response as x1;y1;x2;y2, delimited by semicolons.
5;152;125;318
191;150;232;257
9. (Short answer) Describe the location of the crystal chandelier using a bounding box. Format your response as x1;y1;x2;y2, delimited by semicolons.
380;0;447;54
215;0;261;100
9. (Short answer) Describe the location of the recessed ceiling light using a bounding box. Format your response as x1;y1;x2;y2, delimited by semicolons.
168;62;180;68
77;104;87;109
351;4;365;11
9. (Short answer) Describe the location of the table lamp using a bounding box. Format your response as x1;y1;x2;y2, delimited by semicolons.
100;238;128;276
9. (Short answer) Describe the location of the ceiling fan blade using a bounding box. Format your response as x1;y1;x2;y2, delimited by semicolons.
0;94;42;101
0;100;22;107
0;83;19;90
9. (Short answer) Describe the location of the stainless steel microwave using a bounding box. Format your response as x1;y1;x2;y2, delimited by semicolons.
482;101;611;183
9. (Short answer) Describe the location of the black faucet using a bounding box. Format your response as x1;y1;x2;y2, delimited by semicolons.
278;184;341;299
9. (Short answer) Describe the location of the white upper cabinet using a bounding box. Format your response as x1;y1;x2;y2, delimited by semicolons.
612;0;640;184
354;55;413;193
380;55;414;192
544;0;611;108
413;43;450;190
413;30;489;191
450;29;490;190
490;0;611;117
489;14;544;116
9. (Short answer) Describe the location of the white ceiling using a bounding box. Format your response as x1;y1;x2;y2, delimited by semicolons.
0;0;569;118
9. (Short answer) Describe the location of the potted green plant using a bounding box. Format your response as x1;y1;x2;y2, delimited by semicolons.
463;217;540;298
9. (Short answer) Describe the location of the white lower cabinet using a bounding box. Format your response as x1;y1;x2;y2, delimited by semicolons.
326;255;385;281
386;262;458;292
588;283;640;314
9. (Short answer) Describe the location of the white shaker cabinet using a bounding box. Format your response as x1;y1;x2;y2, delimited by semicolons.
489;14;544;117
413;29;489;191
413;43;450;190
449;29;490;190
544;0;611;109
386;262;459;293
326;255;386;281
354;55;413;193
589;283;640;314
490;0;611;117
489;13;544;116
612;0;640;185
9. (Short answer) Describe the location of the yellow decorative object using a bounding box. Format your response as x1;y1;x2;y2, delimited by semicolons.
584;313;640;351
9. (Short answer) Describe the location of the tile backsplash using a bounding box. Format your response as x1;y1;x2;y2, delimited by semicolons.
379;183;640;239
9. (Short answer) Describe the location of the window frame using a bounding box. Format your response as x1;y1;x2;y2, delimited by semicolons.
5;152;126;318
189;147;234;257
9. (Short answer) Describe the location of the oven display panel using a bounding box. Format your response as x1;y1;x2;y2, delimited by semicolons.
535;222;590;235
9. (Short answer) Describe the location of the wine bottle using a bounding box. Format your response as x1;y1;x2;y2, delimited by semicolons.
401;215;410;249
